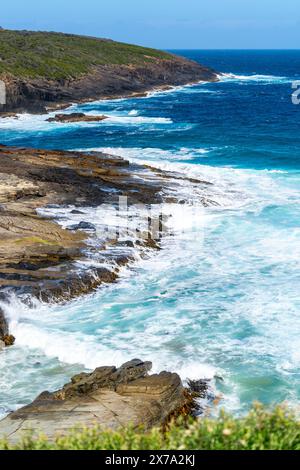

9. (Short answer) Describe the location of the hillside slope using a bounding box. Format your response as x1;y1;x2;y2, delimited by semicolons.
0;30;218;113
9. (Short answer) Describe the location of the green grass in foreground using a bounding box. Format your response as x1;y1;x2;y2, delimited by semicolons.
0;29;171;80
1;405;300;450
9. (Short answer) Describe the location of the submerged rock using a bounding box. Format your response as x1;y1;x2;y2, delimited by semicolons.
69;221;96;231
0;360;198;443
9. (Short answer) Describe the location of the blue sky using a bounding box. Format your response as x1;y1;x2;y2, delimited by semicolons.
1;0;300;49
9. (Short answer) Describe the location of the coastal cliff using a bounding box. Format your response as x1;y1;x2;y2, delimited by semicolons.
0;30;218;113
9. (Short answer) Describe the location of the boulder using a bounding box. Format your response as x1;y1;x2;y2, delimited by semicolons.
69;221;96;231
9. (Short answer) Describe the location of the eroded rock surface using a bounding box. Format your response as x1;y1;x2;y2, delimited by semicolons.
0;359;196;443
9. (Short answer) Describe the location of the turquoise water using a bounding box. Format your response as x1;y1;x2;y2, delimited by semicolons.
0;51;300;417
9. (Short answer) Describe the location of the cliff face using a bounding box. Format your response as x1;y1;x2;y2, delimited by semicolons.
0;30;218;113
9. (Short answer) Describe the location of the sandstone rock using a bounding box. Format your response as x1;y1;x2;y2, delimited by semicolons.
54;359;153;399
0;112;19;119
0;360;197;443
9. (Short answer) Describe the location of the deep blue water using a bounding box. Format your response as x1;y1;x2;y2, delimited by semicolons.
2;50;300;171
0;51;300;417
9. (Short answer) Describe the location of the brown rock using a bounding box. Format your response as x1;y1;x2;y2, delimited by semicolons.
0;360;197;443
3;334;15;347
47;113;108;123
0;112;19;119
0;306;9;346
0;306;14;347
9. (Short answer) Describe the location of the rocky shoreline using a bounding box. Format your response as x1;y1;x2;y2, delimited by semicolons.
0;144;214;345
0;55;218;115
0;30;220;442
0;143;216;437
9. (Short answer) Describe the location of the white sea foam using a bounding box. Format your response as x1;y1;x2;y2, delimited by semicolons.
128;109;139;116
0;110;172;132
105;114;172;124
217;72;290;84
82;146;300;211
144;80;211;98
0;292;218;382
96;146;211;161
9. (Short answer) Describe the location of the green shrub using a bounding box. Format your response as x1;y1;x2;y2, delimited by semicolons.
1;404;300;450
0;30;171;80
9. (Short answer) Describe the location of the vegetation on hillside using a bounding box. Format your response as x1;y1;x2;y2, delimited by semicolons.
1;405;299;450
0;29;171;79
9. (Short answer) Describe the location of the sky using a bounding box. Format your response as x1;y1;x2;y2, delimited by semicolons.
1;0;300;49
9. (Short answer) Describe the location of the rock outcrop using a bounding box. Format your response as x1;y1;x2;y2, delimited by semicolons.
0;359;197;443
47;113;108;123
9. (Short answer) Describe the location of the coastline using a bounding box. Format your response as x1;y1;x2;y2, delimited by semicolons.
0;142;215;437
0;77;219;118
0;41;218;115
0;65;219;431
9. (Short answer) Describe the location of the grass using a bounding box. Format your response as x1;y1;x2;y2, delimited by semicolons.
0;29;172;80
1;405;300;450
14;236;58;246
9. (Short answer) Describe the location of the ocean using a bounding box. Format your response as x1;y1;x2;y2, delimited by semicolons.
0;50;300;417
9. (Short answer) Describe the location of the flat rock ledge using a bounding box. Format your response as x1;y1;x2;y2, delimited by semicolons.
46;112;108;123
0;359;197;444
